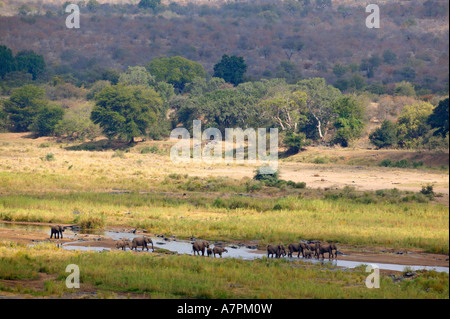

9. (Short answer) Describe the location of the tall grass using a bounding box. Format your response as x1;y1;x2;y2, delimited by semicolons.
0;242;448;299
0;192;447;253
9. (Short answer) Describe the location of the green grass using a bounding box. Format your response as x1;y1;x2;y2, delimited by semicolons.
0;191;447;253
0;242;448;299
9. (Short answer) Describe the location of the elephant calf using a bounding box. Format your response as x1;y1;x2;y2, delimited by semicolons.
206;248;213;257
131;237;154;252
303;249;313;259
213;246;228;258
267;244;287;258
116;240;130;251
192;241;210;256
50;225;66;239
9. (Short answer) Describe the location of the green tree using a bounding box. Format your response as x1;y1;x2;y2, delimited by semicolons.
0;45;16;78
91;84;163;143
360;55;381;78
394;81;416;97
369;120;398;149
332;96;365;147
295;78;342;141
333;63;347;78
213;54;247;86
283;132;309;154
382;50;397;65
3;85;47;132
86;0;100;11
55;103;101;141
138;0;161;10
259;91;307;132
29;103;64;137
0;102;8;132
118;66;154;87
147;56;205;92
397;102;434;147
177;88;258;134
184;77;226;96
275;61;302;84
427;98;449;137
15;50;45;80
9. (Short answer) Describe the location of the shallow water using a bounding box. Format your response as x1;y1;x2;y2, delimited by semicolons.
1;222;448;273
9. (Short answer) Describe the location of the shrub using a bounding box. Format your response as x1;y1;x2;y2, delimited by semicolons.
29;104;64;137
74;212;105;229
41;153;55;161
369;120;398;149
112;150;125;158
420;185;435;198
283;132;309;154
140;145;159;154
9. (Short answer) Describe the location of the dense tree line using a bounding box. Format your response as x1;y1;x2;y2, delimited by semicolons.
0;1;448;152
0;0;448;95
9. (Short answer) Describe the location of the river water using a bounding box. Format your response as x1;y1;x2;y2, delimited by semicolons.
1;222;448;273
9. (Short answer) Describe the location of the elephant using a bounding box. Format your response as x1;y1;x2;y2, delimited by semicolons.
303;249;313;259
131;237;154;252
192;241;210;256
288;243;309;258
116;240;130;250
206;248;213;257
317;244;337;259
213;246;228;258
308;242;321;258
50;225;66;239
267;244;287;258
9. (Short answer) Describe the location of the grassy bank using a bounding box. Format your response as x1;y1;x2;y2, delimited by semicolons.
0;241;447;299
0;191;448;253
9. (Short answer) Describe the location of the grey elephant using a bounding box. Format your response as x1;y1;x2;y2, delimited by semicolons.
267;244;287;258
50;225;66;239
317;244;337;259
213;246;228;258
116;240;130;250
288;243;309;258
192;241;210;256
131;237;154;251
303;249;313;259
308;242;320;258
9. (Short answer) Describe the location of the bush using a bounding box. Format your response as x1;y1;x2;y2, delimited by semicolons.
313;156;329;164
54;103;101;142
379;159;423;169
41;153;55;161
420;185;435;198
283;132;309;154
140;145;159;154
295;182;306;189
29;104;64;137
74;213;105;229
369;120;398;149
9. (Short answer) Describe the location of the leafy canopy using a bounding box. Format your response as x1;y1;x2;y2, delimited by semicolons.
147;56;205;92
213;54;248;86
3;85;48;132
91;84;163;142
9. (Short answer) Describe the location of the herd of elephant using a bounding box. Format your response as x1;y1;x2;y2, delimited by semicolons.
268;242;339;259
50;226;338;259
